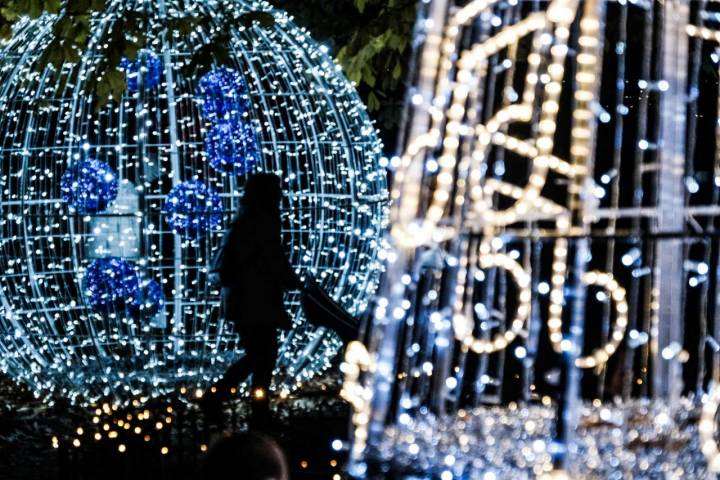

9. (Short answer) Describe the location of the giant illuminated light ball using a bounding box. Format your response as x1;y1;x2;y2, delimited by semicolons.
0;0;388;403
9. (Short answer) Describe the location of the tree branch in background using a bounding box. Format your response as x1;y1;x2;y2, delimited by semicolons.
0;0;416;129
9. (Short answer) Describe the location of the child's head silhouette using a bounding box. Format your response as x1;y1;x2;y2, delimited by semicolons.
242;173;282;212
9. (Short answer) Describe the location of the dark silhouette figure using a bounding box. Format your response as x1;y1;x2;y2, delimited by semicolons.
201;432;289;480
203;173;300;428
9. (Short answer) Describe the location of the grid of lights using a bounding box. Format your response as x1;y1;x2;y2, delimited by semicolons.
0;0;388;404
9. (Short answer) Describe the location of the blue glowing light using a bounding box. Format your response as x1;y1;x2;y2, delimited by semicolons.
61;159;119;214
120;50;162;92
204;120;260;174
129;279;165;319
197;67;250;120
84;257;140;312
163;180;223;238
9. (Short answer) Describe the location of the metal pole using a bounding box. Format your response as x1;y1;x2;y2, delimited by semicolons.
652;0;688;404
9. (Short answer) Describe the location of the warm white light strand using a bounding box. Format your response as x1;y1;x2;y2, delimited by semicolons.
700;382;720;472
575;272;628;369
452;244;532;354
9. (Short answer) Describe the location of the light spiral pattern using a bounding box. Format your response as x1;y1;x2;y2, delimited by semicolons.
0;0;387;403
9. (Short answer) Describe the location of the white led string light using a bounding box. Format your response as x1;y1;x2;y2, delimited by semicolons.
345;0;720;476
340;341;374;460
686;24;720;43
547;0;607;356
449;0;583;360
426;13;549;227
526;8;574;339
392;1;541;246
465;5;577;229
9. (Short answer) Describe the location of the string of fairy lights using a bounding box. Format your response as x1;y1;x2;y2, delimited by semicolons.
0;0;388;405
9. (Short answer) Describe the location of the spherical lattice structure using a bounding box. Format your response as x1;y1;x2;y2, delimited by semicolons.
0;0;387;404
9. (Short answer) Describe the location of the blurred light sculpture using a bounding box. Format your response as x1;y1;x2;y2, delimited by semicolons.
0;0;387;404
346;0;720;477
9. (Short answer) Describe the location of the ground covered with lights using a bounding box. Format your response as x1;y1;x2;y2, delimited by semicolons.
0;374;351;480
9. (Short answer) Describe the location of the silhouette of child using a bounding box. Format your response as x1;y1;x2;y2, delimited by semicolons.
203;173;300;429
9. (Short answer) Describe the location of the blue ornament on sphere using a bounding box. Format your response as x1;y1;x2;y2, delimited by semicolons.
61;159;119;214
163;180;223;237
198;67;250;120
204;120;260;174
129;279;164;319
120;50;162;92
84;257;140;312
